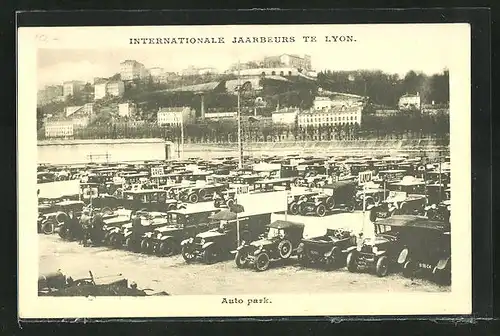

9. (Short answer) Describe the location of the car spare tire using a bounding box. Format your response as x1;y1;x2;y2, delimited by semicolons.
278;239;293;259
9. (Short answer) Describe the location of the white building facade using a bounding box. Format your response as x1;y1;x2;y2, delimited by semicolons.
44;120;74;138
157;107;195;126
118;102;136;117
298;106;363;128
94;81;125;100
120;60;147;81
398;93;421;110
272;108;299;125
63;81;84;97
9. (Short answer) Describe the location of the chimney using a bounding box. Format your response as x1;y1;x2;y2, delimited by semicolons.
200;94;205;120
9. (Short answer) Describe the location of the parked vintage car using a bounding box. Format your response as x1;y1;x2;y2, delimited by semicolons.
297;228;357;269
143;206;221;256
296;193;337;217
38;270;169;296
180;210;271;264
396;218;451;284
90;209;134;246
355;182;387;210
287;190;320;215
369;177;427;220
297;174;330;188
178;183;228;203
122;189;186;212
345;215;427;277
213;184;250;208
234;220;305;271
297;181;357;217
50;200;86;241
107;211;169;252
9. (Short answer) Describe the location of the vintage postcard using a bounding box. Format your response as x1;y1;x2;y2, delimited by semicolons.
18;23;471;318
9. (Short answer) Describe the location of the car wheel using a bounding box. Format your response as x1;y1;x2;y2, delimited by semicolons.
369;207;379;222
254;252;270;272
402;260;415;278
140;239;150;254
202;247;219;265
157;240;176;257
125;237;133;251
346;251;358;273
42;222;54;235
289;202;299;215
198;189;207;200
308;182;315;188
346;202;355;213
375;256;389;277
278;240;293;259
325;196;335;210
235;250;249;268
189;193;199;203
58;226;68;240
326;247;340;269
181;246;196;263
226;199;235;208
214;199;222;208
299;204;307;216
316;204;327;217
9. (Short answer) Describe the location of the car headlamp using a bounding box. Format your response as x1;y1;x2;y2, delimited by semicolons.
372;246;378;253
199;238;205;245
157;233;162;239
447;205;451;211
254;245;263;254
188;237;194;244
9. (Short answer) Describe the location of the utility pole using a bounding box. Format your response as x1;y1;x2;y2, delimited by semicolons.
237;60;243;169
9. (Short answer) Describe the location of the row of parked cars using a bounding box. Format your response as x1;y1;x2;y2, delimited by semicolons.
40;195;451;286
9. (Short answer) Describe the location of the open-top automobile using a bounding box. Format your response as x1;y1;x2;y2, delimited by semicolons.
297;228;357;269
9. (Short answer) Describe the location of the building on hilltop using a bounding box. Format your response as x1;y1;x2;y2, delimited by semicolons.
298;105;363;128
63;81;85;97
157;107;195;126
181;66;218;76
37;85;64;106
263;54;312;71
118;102;137;118
272;107;299;125
94;80;125;100
120;60;148;81
398;93;421;111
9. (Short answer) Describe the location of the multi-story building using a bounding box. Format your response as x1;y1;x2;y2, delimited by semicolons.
82;103;94;115
44;120;74;138
64;106;82;117
398;93;421;110
157;107;195;126
272;107;299;125
118;102;137;118
181;66;218;76
204;111;238;120
298;105;363;128
37;85;64;106
263;54;312;71
63;81;85;97
106;81;125;97
94;81;125;100
94;83;107;100
148;67;164;77
120;60;147;81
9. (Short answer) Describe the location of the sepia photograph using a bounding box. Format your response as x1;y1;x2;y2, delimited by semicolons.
18;23;471;318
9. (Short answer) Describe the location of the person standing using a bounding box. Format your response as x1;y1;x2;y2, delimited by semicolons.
79;209;91;246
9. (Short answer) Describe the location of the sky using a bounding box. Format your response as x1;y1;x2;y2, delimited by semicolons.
35;24;460;89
